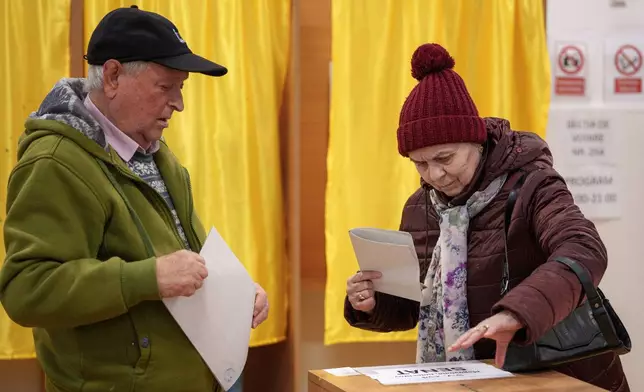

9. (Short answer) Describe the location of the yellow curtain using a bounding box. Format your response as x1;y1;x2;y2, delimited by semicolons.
84;1;290;347
0;0;71;359
325;0;550;345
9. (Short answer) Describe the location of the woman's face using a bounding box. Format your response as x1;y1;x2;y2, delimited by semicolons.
408;142;482;197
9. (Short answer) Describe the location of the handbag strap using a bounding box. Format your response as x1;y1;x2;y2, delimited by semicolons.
96;159;156;258
554;257;621;347
553;257;601;308
501;170;528;297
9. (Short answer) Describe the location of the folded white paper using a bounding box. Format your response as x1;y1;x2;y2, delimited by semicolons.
354;361;514;385
163;227;256;391
348;227;422;302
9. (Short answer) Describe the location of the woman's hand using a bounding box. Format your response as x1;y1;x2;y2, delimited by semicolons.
346;270;382;314
448;310;524;368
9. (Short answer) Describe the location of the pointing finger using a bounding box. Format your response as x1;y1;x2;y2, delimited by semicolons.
495;341;509;368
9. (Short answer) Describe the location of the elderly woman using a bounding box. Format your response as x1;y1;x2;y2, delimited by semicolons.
344;43;629;391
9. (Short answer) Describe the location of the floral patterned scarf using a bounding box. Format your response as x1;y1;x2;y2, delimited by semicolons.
416;173;507;363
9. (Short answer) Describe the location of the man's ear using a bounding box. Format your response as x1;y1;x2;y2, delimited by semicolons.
102;59;122;99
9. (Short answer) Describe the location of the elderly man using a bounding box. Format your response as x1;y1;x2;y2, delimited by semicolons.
0;6;267;392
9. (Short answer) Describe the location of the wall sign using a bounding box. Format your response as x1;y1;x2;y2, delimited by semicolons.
562;165;620;220
548;109;621;220
605;38;644;100
554;42;587;97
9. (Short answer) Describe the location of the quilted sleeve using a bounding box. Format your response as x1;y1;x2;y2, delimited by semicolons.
492;169;608;344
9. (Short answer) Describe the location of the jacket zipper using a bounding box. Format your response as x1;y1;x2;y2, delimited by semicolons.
100;161;162;375
184;168;203;250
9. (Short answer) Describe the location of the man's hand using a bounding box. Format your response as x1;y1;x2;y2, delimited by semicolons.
156;250;208;298
252;283;269;328
448;310;524;368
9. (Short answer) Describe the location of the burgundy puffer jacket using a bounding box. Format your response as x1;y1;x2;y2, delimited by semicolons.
344;117;629;391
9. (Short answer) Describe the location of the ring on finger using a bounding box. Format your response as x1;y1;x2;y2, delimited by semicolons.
477;324;490;332
358;293;365;301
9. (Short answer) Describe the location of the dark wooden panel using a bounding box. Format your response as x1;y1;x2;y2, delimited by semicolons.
69;0;84;77
300;0;331;284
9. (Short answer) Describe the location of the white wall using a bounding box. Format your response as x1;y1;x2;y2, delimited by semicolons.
546;1;644;390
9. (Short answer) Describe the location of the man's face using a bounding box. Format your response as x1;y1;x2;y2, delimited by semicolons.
103;61;189;149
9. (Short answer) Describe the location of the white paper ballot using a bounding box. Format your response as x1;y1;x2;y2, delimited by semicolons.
163;227;256;391
323;367;361;377
349;228;421;302
354;361;514;385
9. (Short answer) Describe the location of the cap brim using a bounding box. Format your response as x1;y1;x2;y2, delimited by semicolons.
153;53;228;77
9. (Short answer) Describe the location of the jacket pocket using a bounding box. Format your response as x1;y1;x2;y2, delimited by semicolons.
46;377;74;392
75;313;141;378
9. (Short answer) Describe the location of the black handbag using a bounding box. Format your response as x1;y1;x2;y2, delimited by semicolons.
499;171;631;372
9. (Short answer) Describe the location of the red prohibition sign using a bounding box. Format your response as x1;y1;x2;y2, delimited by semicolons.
558;45;584;75
614;44;642;76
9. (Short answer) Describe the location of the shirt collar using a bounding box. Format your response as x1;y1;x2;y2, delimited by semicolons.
83;95;159;162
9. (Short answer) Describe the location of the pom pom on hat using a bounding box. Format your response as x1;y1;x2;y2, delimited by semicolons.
397;43;486;157
411;43;456;81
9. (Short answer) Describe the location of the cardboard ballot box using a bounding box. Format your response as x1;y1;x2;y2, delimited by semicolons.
308;362;606;392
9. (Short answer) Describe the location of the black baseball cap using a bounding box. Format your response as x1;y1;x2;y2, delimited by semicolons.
85;5;227;77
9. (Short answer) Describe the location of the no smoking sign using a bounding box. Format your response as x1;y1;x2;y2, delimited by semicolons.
615;44;642;76
609;42;643;96
604;38;644;101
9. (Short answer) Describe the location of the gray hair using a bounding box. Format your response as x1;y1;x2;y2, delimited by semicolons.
84;61;149;92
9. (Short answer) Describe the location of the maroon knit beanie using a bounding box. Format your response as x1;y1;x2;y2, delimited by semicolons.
397;43;486;157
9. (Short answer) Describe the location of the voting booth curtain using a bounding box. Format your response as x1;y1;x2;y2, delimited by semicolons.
0;0;71;359
0;0;290;358
324;0;551;345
